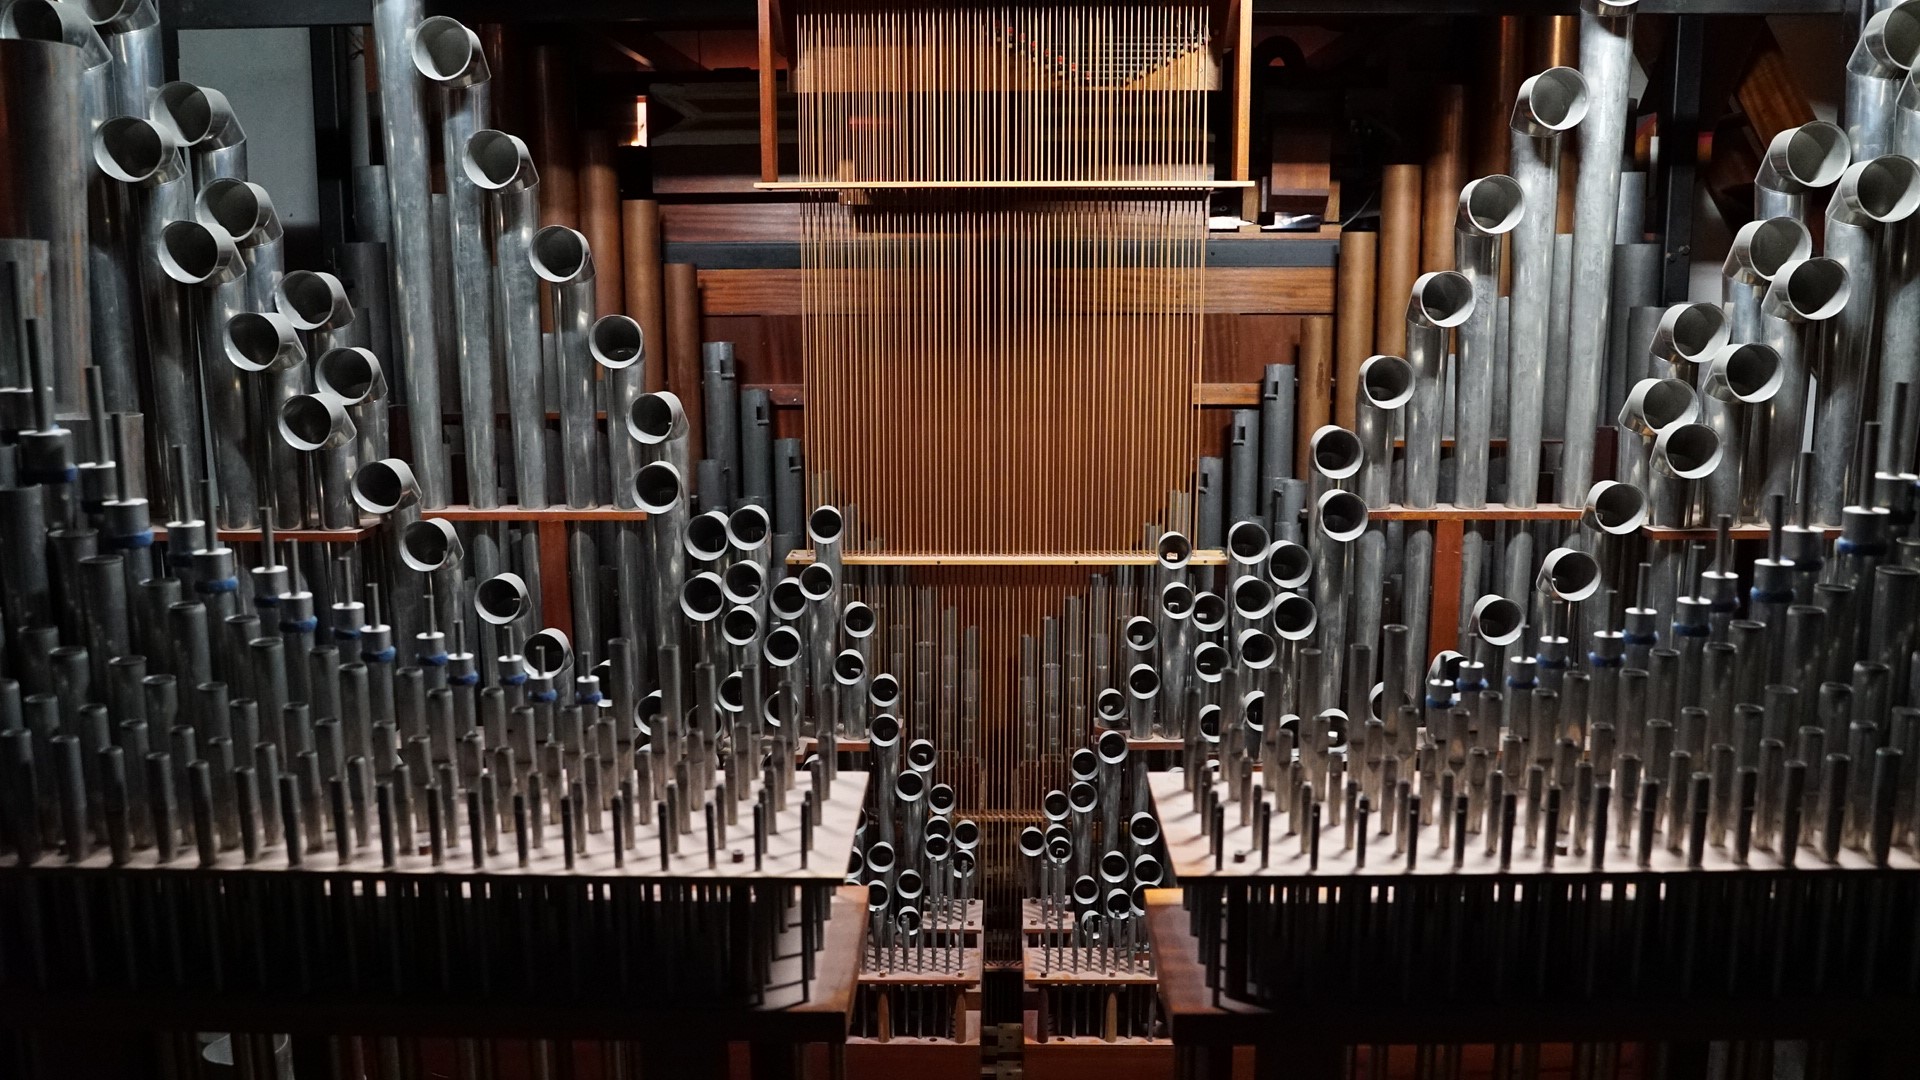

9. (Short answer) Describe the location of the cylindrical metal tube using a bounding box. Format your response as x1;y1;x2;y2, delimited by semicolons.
1845;4;1920;159
1453;174;1524;509
1313;490;1369;709
465;129;545;508
1355;355;1412;510
1754;121;1850;224
1702;342;1784;523
0;36;89;415
1404;271;1476;509
531;225;599;510
1762;258;1852;507
702;342;740;506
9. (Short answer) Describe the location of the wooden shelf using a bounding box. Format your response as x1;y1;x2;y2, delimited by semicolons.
785;550;1230;567
425;505;648;522
154;524;379;543
1368;503;1582;522
754;179;1253;191
1643;523;1840;542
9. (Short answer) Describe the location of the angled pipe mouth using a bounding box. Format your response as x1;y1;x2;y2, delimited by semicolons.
1316;488;1369;542
1537;547;1601;602
1763;257;1851;321
1723;217;1812;284
832;647;865;686
225;311;305;373
679;571;725;623
1359;354;1414;410
631;461;684;514
1456;174;1526;237
195;178;280;246
350;458;419;515
1098;727;1129;764
1126;662;1160;700
275;270;353;331
463;129;538;192
521;629;572;679
400;518;463;572
150;80;241;148
411;15;489;87
866;838;896;873
1705;342;1785;404
1831;155;1920;225
529;226;593;285
841;599;876;638
1618;377;1698;435
1192;641;1228;682
278;393;354;452
1196;703;1223;742
590;314;643;370
1758;122;1851;195
684;510;730;562
1123;615;1157;652
1231;575;1274;620
1018;826;1045;859
1100;850;1130;885
1068;781;1098;815
94;115;183;186
475;573;531;625
1469;595;1525;647
721;560;765;607
1237;627;1276;668
726;503;770;550
1155;530;1191;568
717;670;745;714
1071;748;1099;782
1160;580;1195;620
1652;422;1723;480
807;505;844;545
1857;2;1920;74
763;624;802;667
628;391;687;445
82;0;156;29
315;347;386;406
1582;480;1649;534
1189;592;1226;635
1406;270;1475;329
1650;303;1729;367
2;1;109;67
1128;812;1160;848
1266;540;1311;589
1271;592;1317;640
798;561;835;602
721;605;761;648
1309;425;1364;481
1095;687;1126;724
1511;66;1589;136
158;219;242;286
770;577;806;621
954;816;979;848
1132;852;1163;887
1226;519;1270;563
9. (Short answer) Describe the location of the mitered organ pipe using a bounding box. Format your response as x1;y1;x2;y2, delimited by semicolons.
1354;355;1411;511
1648;422;1723;530
315;346;389;470
531;226;598;510
1452;175;1523;510
1702;342;1785;522
1616;377;1697;491
150;80;244;185
156;218;247;526
464;129;544;509
1762;257;1851;514
1404;271;1474;510
593;315;645;510
1844;2;1920;160
1314;489;1368;711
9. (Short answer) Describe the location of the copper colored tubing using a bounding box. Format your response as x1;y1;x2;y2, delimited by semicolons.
1296;316;1334;475
579;132;623;321
1475;17;1527;179
1376;165;1423;357
623;199;667;394
1334;231;1376;430
1422;86;1467;273
530;43;577;232
665;262;704;465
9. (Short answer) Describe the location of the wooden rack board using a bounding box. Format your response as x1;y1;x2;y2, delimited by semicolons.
785;551;1230;567
753;180;1255;191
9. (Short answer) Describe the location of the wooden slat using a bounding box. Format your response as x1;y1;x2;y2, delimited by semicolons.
704;268;1336;316
786;550;1231;567
424;505;649;522
754;179;1254;191
1193;382;1260;406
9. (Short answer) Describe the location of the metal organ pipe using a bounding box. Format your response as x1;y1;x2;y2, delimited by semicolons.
1404;270;1475;510
531;226;598;510
1452;174;1524;509
1844;2;1920;160
464;129;545;508
1761;257;1852;512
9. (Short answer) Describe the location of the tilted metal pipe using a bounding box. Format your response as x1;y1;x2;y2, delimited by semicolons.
155;217;247;526
1648;422;1724;530
149;79;244;184
1615;377;1697;491
1313;489;1368;710
370;0;446;507
89;0;162;123
278;393;358;530
1453;174;1524;510
531;226;598;510
1823;156;1920;524
463;129;543;508
1306;425;1363;509
630;390;692;493
1404;270;1475;510
1559;0;1639;506
1354;355;1412;511
633;461;688;667
1578;480;1647;635
1701;342;1784;522
1508;66;1588;508
315;346;389;469
592;315;645;510
1845;2;1920;159
1761;257;1852;510
413;15;497;511
1723;217;1811;348
1649;302;1730;375
1754;121;1851;223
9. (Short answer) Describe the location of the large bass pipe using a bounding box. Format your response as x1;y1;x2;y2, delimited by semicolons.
1507;66;1587;507
414;16;497;511
370;0;445;507
1890;84;1920;470
464;129;544;508
1702;342;1785;523
1453;175;1523;510
1819;156;1920;524
532;226;598;510
1559;0;1639;505
1845;2;1920;160
1762;257;1851;510
1405;270;1475;510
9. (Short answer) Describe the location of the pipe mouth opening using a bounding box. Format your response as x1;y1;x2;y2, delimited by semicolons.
685;511;729;561
1777;258;1851;319
81;0;145;25
1071;748;1100;781
1160;580;1195;618
680;573;725;620
1100;850;1129;883
1586;480;1648;533
158;219;228;285
1662;303;1729;361
316;348;381;403
1655;423;1722;478
716;670;744;713
1360;354;1414;409
808;505;844;544
412;16;480;82
350;459;417;514
1461;175;1525;235
869;673;900;708
931;790;958;817
1743;217;1813;277
1523;67;1589;131
1317;490;1369;541
1539;548;1601;601
628;392;684;444
1098;728;1130;762
1712;343;1784;403
841;600;876;637
1068;781;1098;813
1232;576;1274;618
1126;663;1159;699
1850;156;1920;222
1470;595;1525;645
1096;688;1126;721
770;577;806;620
589;315;643;369
1124;616;1157;650
1155;530;1191;567
726;503;770;548
632;461;683;513
1042;788;1072;821
152;81;213;145
1133;853;1163;886
197;178;269;241
954;818;978;847
1410;270;1475;327
721;606;760;646
1129;812;1160;845
1627;377;1697;433
1227;519;1270;560
521;629;572;678
1266;541;1311;588
1192;591;1228;631
833;649;864;684
226;312;296;372
277;394;341;451
1018;827;1045;858
1776;122;1851;189
530;226;590;283
798;561;835;600
1239;628;1276;666
1310;425;1364;479
866;842;895;874
1272;593;1318;640
722;560;764;604
1876;3;1920;68
400;518;460;571
277;270;349;330
764;625;802;665
475;574;529;624
464;129;533;190
94;116;169;183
